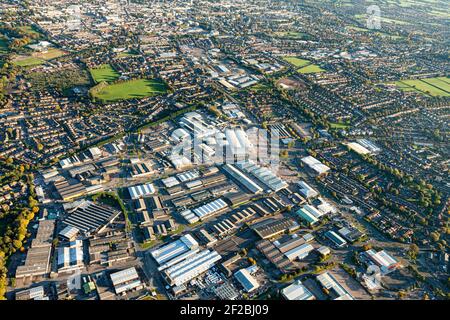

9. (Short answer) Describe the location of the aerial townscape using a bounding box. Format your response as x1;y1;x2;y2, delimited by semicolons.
0;0;448;303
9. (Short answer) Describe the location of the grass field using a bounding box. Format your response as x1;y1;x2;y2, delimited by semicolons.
421;77;450;89
329;122;350;129
283;56;311;67
34;48;66;60
283;56;325;74
89;64;120;83
297;64;325;74
91;78;168;102
13;57;44;67
13;48;66;67
117;50;139;58
250;82;271;92
393;77;450;97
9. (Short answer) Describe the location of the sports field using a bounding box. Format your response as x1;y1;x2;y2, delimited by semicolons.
393;77;450;97
34;48;66;60
329;122;350;130
283;56;325;74
90;79;168;102
12;48;66;67
282;57;311;67
297;64;325;74
13;57;44;67
89;64;120;83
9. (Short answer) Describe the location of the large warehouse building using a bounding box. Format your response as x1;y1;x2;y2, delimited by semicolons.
163;249;222;286
222;164;263;194
110;267;143;295
150;234;199;267
235;160;288;192
128;183;156;199
63;201;121;236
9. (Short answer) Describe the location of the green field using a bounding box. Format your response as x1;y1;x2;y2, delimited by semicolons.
89;64;120;83
250;82;271;92
117;50;139;58
34;48;66;60
13;57;45;67
393;77;450;97
283;57;311;67
297;64;325;74
91;79;168;102
329;122;351;129
13;48;66;67
283;56;325;74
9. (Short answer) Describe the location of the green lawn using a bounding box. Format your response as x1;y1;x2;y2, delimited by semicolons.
117;50;139;58
421;77;450;92
282;56;325;74
13;57;44;67
297;64;325;74
250;82;271;92
89;64;120;83
140;240;158;250
12;48;66;67
393;77;450;97
35;48;66;60
329;122;350;129
283;56;311;67
91;78;168;102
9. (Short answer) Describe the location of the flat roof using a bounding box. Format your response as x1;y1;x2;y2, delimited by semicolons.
234;268;260;293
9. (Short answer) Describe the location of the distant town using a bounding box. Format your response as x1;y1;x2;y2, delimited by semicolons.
0;0;448;302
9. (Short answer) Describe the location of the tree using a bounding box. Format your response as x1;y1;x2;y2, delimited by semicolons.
407;244;419;260
12;240;22;250
430;232;440;242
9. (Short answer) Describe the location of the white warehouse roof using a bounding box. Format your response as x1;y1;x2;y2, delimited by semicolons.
164;249;221;286
193;198;228;220
234;268;260;293
128;183;155;199
284;243;314;261
301;156;330;175
282;281;315;300
298;181;319;199
150;234;199;266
